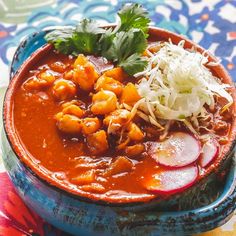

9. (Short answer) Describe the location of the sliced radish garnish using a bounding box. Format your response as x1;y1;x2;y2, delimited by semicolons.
199;138;218;168
149;132;201;167
145;165;198;195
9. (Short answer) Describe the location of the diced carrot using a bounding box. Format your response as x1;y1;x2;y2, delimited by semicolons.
95;75;123;96
80;183;105;193
39;70;56;84
74;54;88;67
127;122;144;141
104;67;128;82
55;111;63;120
116;138;130;150
87;130;109;155
50;61;66;73
23;77;43;90
104;156;133;176
64;70;75;80
81;117;101;135
142;49;150;57
125;144;145;156
75;158;108;169
84;62;100;81
148;43;162;53
23;70;55;90
71;170;95;185
120;83;141;104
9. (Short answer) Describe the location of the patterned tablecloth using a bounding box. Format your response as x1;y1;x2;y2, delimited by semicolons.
0;0;235;235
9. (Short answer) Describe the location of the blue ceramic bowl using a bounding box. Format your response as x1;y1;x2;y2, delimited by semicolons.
1;29;236;236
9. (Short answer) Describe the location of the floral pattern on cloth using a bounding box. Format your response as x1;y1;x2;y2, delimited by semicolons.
0;0;235;235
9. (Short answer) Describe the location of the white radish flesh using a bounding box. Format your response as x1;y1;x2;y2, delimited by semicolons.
199;138;218;167
149;132;201;167
145;165;199;195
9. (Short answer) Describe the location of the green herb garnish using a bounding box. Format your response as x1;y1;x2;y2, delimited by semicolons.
46;19;105;55
116;3;150;34
45;28;75;55
45;4;150;75
102;29;148;75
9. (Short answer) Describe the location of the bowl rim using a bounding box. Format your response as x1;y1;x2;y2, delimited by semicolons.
3;26;236;206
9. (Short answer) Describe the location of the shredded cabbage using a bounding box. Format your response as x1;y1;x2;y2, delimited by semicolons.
135;41;233;125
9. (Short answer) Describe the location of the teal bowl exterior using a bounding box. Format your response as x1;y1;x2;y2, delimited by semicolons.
1;29;236;235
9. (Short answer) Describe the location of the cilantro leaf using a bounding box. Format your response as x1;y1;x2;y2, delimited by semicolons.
45;19;105;55
72;19;105;55
119;53;148;75
76;19;105;35
45;4;150;76
117;3;150;34
98;28;115;53
45;28;76;54
102;29;148;75
102;29;147;63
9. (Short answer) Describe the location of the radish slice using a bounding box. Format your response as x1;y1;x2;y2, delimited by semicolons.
199;138;218;167
149;132;201;167
87;55;113;73
145;165;198;195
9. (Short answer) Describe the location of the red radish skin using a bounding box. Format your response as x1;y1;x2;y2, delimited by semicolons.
87;55;113;73
145;165;199;195
149;132;201;168
199;138;219;168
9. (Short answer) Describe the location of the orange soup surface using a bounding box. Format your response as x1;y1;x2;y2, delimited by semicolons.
12;46;233;203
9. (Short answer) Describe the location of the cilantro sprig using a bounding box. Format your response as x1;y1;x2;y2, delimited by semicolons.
116;3;150;34
46;19;105;55
45;4;150;75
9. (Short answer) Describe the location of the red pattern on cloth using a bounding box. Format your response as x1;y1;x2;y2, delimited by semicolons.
0;172;45;236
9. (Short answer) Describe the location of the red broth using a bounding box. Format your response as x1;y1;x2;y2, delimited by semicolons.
8;44;235;203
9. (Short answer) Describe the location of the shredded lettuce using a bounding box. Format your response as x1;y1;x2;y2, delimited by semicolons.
135;41;233;127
